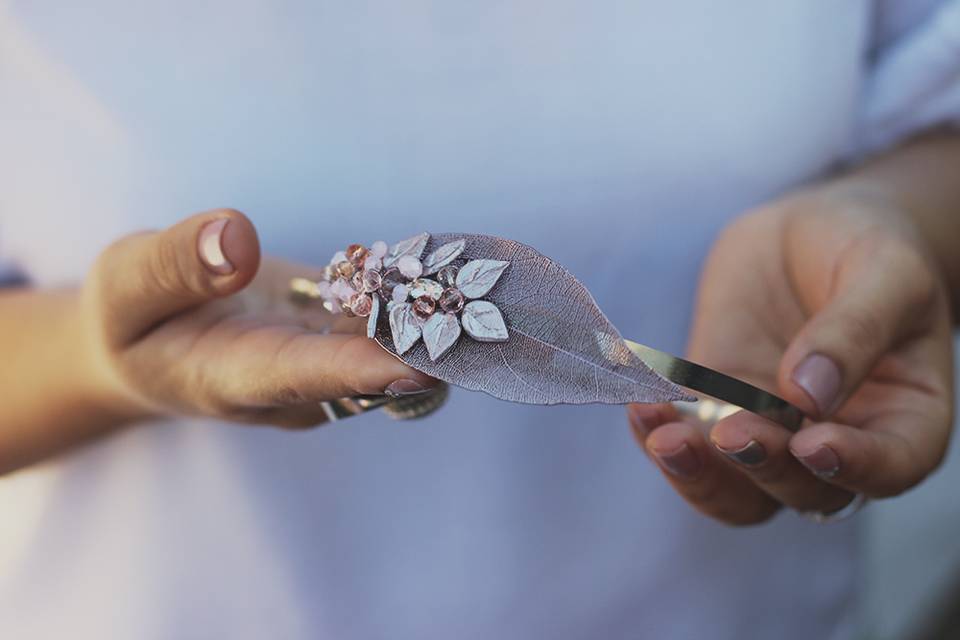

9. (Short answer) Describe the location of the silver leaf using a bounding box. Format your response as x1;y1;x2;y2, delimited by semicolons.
422;312;461;361
375;233;690;405
421;239;466;275
383;232;430;268
388;302;421;355
455;259;510;299
461;300;509;342
366;295;380;338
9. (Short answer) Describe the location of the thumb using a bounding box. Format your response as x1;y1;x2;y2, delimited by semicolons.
778;237;936;418
92;209;260;345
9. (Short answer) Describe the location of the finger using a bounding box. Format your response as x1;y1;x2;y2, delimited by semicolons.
778;235;938;418
632;414;781;526
626;402;680;445
709;411;855;512
92;209;260;346
790;408;951;498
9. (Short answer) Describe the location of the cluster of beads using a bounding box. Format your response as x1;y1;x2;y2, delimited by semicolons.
315;238;469;321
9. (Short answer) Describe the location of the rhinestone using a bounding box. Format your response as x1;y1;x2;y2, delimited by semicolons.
337;260;355;279
436;265;458;288
360;269;383;293
346;244;369;267
410;278;443;300
411;295;436;320
438;287;465;313
349;292;373;317
380;267;404;295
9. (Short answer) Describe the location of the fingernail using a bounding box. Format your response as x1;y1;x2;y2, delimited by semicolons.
653;443;701;480
795;445;840;479
384;379;431;398
627;405;648;437
716;440;767;467
792;353;841;416
198;218;235;275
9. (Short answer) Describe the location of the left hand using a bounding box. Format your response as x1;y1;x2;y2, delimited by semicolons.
628;191;954;525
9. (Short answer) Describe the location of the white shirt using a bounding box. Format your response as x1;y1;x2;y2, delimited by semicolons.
1;2;958;638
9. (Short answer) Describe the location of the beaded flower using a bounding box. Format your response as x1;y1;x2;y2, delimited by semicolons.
316;233;510;361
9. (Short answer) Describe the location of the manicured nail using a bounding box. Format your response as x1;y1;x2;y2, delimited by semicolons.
627;405;649;437
792;353;841;415
717;440;767;467
384;379;431;398
198;218;235;275
795;445;840;479
653;443;701;480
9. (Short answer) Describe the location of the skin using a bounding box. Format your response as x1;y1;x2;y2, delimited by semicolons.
0;133;957;530
629;131;960;524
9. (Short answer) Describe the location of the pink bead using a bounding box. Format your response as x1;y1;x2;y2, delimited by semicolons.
412;295;436;320
370;240;388;258
392;284;410;303
349;292;374;317
361;269;383;293
397;255;423;279
438;287;465;313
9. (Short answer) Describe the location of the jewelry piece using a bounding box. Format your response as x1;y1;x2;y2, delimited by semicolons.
290;233;808;430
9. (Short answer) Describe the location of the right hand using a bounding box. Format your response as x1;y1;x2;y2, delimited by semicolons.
81;209;437;428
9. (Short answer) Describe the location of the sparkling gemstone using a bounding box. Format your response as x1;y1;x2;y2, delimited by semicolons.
410;278;444;300
398;255;423;279
392;284;410;303
411;295;436;320
436;265;458;288
380;267;404;295
364;255;382;271
337;260;355;279
370;240;388;258
346;243;369;266
360;269;383;293
349;292;374;317
351;270;365;291
438;287;465;313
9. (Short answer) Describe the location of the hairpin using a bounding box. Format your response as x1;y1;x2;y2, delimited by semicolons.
290;233;805;430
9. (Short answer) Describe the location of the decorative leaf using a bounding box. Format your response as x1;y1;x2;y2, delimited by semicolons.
366;295;380;338
388;303;421;355
374;233;690;405
461;301;509;342
422;239;466;275
383;232;429;268
422;312;461;361
455;259;510;299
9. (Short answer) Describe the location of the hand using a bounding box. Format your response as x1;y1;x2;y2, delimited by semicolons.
80;209;436;429
628;192;954;524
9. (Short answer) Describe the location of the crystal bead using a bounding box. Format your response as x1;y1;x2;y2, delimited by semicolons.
438;287;465;313
411;295;436;320
331;278;356;301
351;270;365;291
322;264;336;281
360;269;383;293
364;255;382;271
370;240;388;258
410;277;443;300
337;260;355;279
398;255;423;279
315;280;332;299
436;265;458;288
380;267;404;295
347;243;369;267
392;284;410;303
349;292;373;317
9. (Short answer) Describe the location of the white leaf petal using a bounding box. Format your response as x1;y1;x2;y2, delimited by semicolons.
422;312;461;361
421;239;466;275
455;259;510;299
461;301;509;342
383;232;430;267
366;295;380;338
389;303;422;355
